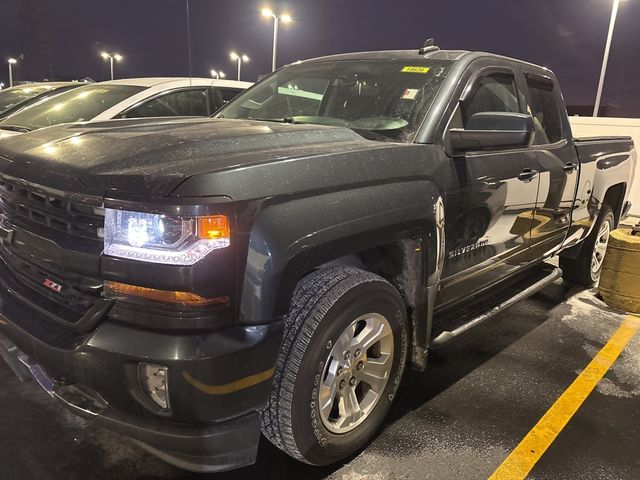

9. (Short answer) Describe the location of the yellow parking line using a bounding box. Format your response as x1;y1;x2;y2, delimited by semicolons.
489;314;640;480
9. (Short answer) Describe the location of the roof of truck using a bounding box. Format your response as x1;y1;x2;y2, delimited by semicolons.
298;49;551;74
301;49;470;63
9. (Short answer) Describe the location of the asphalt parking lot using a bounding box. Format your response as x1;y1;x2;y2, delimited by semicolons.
1;281;638;480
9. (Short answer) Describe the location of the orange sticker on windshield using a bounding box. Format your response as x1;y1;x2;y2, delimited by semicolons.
401;66;430;73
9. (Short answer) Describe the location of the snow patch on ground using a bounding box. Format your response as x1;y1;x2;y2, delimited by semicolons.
561;289;640;397
595;377;635;399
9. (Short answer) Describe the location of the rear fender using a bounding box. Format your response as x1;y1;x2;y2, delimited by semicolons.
563;141;635;258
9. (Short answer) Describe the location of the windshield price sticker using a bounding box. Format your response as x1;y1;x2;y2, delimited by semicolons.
401;66;430;74
402;89;419;100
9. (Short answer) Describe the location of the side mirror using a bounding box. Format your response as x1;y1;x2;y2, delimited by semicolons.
449;112;534;153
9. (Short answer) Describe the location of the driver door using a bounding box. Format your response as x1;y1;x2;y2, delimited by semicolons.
437;68;540;308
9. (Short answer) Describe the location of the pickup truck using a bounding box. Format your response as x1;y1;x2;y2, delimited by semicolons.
0;45;636;473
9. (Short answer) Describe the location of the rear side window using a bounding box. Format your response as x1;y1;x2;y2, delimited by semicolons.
526;75;563;144
218;88;242;105
125;88;210;118
462;73;519;126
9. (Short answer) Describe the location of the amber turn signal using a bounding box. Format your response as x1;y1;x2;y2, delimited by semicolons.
197;215;231;242
104;281;229;307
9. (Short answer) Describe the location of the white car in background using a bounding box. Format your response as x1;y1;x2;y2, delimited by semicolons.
0;77;252;138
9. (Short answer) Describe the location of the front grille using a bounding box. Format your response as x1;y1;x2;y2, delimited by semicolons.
0;175;105;327
0;248;100;319
0;176;104;240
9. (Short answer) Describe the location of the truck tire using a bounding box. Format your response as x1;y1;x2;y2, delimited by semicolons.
261;267;408;466
560;204;615;287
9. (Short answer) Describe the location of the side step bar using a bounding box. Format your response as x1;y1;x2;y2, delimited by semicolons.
431;267;563;348
0;333;32;382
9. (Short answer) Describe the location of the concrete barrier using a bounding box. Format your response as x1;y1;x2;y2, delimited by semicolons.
598;226;640;314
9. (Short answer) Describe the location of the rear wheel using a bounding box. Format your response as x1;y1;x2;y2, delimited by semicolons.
561;204;615;286
261;267;407;466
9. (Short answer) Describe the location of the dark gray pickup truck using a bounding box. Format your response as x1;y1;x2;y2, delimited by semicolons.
0;45;636;473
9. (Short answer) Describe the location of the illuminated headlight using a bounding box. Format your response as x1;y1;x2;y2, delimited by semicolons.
103;209;230;265
139;363;170;411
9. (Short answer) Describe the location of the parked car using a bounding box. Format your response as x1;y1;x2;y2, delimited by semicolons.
0;77;252;138
0;46;635;473
0;82;83;120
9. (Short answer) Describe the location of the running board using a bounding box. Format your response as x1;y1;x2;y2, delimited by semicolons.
0;334;32;382
431;267;562;348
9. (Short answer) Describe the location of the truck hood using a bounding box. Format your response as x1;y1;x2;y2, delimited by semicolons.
0;117;377;198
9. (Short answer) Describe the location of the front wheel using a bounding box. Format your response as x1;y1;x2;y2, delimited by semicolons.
261;267;408;466
561;204;615;286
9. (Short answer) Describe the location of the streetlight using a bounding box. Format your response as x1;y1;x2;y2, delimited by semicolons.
261;7;292;72
210;69;226;80
230;52;249;81
7;58;17;87
593;0;623;117
101;52;123;80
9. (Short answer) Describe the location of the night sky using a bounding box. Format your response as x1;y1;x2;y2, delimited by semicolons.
1;0;640;115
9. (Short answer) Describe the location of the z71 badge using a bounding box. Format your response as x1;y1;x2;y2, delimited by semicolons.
43;278;63;293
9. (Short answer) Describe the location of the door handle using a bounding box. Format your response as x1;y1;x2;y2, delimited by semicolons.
563;162;578;174
518;168;539;183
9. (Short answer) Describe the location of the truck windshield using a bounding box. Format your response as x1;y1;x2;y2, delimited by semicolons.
0;84;145;132
218;59;453;141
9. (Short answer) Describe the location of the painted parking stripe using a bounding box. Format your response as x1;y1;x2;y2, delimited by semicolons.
488;314;640;480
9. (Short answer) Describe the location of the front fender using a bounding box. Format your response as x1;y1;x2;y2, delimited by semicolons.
238;180;443;324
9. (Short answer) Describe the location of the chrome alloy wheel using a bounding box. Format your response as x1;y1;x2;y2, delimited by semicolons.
591;220;611;274
319;313;394;434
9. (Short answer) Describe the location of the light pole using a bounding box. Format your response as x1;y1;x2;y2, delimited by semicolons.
8;58;17;87
261;7;292;72
593;0;622;117
101;52;123;80
230;52;249;81
210;69;226;80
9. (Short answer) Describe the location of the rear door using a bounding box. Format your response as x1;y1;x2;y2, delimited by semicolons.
524;72;578;257
438;66;540;307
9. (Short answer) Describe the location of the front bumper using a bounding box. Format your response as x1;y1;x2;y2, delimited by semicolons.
5;351;261;472
0;275;283;472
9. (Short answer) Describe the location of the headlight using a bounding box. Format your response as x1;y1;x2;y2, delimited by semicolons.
103;209;230;265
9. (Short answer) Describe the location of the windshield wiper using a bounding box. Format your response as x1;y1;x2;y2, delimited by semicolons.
0;125;31;133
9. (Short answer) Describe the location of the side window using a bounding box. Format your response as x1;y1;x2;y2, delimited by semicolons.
125;89;209;118
218;88;242;105
462;73;519;127
526;76;563;144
